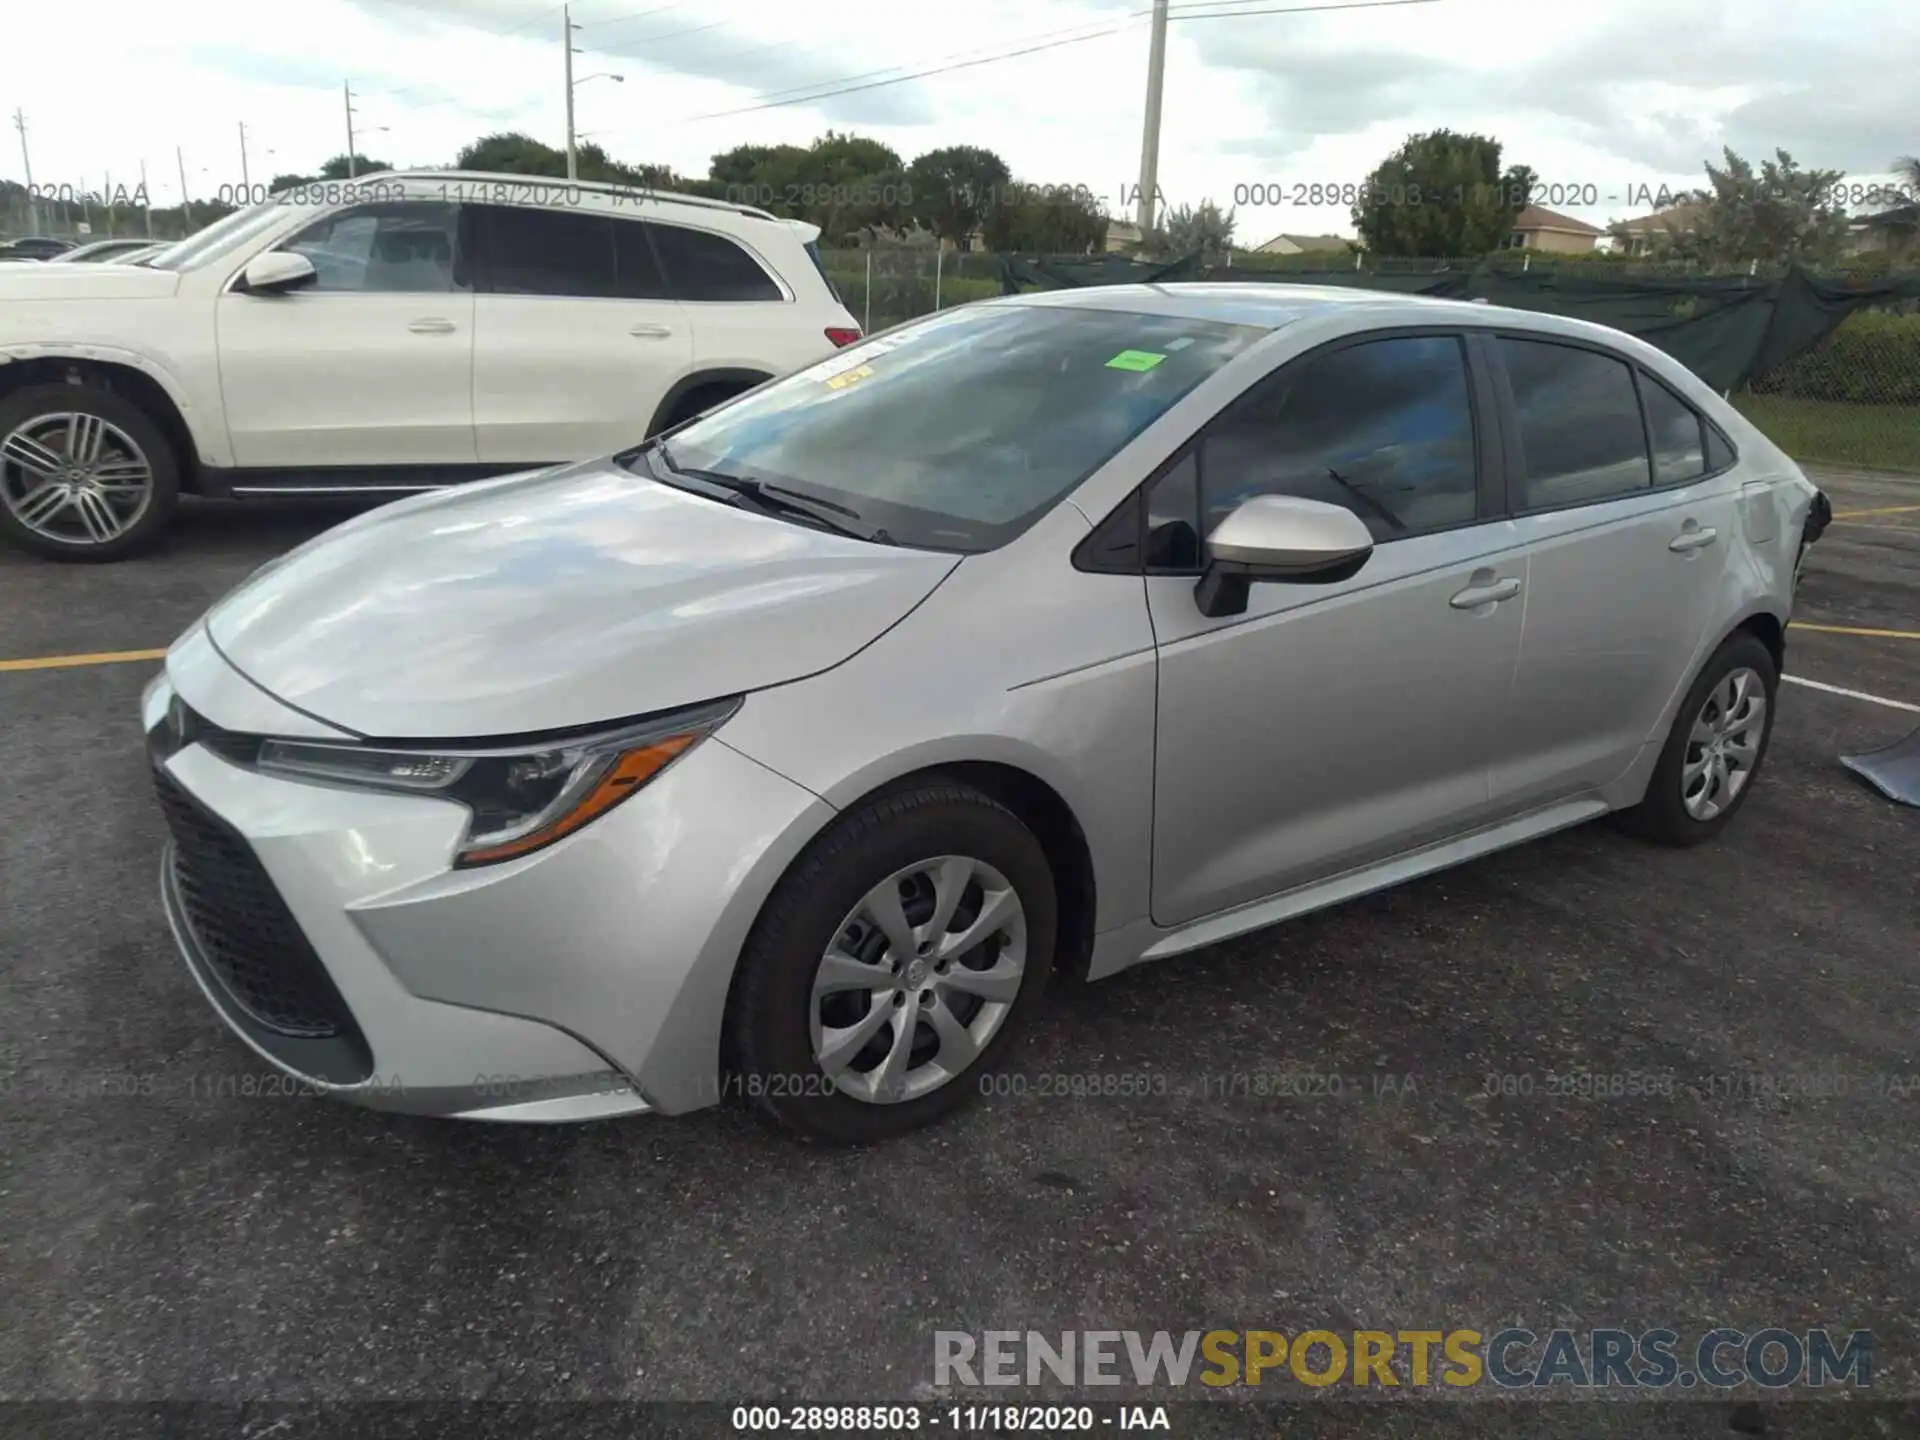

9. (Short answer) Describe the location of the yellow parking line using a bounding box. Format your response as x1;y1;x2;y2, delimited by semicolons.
1832;503;1920;520
1791;622;1920;641
0;647;167;674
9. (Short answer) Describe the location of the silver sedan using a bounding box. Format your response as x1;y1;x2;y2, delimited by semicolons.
144;284;1824;1142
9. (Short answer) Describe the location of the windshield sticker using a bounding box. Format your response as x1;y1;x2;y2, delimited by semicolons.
1106;349;1167;372
814;351;872;382
825;364;874;391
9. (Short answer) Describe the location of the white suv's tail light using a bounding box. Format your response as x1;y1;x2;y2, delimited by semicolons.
825;327;862;349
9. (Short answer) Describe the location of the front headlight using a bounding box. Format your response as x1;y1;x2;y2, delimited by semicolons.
255;698;740;867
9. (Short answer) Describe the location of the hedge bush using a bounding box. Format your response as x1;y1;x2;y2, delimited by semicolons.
1749;311;1920;405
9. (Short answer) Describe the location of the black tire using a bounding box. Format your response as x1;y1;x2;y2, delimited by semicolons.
727;780;1057;1145
1614;631;1778;847
0;382;179;561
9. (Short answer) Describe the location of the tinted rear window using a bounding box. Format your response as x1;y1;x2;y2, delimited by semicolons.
651;224;782;302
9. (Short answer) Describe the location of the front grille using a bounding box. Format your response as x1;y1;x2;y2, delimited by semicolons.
153;767;355;1039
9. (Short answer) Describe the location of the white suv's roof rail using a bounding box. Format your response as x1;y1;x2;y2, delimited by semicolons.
366;170;783;224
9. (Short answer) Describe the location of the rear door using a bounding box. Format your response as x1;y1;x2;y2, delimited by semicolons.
1143;330;1528;926
1486;333;1743;809
650;219;833;380
469;204;691;464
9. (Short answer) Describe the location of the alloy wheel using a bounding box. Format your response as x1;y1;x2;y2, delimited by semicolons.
1;412;154;547
1681;666;1767;820
809;855;1027;1104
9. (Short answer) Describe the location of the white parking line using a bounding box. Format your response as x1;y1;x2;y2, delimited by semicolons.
1783;675;1920;714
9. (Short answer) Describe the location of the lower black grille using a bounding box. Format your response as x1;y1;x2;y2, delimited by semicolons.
152;767;355;1039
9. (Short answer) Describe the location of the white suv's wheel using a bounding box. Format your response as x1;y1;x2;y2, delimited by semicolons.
0;384;179;561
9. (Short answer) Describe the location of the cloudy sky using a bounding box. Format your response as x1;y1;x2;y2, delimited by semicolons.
2;0;1914;242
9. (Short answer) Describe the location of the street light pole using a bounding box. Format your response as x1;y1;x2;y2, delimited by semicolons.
140;158;152;237
564;3;578;181
239;120;251;197
1135;0;1170;236
176;146;191;234
344;81;358;179
12;108;36;236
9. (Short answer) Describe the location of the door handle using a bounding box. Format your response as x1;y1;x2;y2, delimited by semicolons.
1669;526;1718;552
1449;577;1521;609
629;323;673;339
408;318;458;334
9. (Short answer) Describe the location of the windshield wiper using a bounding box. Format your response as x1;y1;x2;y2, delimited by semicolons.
656;443;893;544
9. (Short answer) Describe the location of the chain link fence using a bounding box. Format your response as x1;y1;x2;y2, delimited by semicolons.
1734;308;1920;473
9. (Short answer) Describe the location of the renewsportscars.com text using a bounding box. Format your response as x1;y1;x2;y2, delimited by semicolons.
933;1328;1872;1390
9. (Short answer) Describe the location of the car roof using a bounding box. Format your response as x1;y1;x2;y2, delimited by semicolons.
367;170;783;226
997;280;1649;351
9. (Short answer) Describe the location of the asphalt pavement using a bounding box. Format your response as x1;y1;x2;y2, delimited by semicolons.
1;473;1915;1436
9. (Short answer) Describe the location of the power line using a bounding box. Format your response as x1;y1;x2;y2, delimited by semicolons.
687;17;1149;121
685;0;1441;122
708;11;1151;112
1171;0;1440;18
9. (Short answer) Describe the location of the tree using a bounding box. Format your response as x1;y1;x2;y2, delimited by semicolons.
1141;199;1236;258
1625;148;1850;267
456;132;567;176
704;133;907;242
1352;130;1533;257
905;145;1012;246
981;181;1109;253
319;153;392;179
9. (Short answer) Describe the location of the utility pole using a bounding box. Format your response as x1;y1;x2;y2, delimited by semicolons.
176;145;191;233
140;158;153;237
238;120;251;197
344;81;358;179
564;4;579;182
12;108;37;235
1134;0;1169;236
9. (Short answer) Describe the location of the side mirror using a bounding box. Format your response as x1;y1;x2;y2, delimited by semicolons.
238;251;317;295
1194;495;1375;618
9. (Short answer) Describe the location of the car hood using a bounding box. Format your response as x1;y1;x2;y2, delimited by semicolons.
0;263;180;299
204;459;961;738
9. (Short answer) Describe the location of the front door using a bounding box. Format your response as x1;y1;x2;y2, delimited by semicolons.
217;201;475;468
1146;332;1526;928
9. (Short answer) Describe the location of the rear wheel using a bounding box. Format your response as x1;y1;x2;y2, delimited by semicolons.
1615;632;1777;846
0;383;178;560
727;781;1056;1144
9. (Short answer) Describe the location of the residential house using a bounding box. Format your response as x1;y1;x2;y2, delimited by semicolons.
1253;232;1355;255
1502;205;1604;254
1611;201;1709;256
1847;202;1919;261
1104;219;1144;254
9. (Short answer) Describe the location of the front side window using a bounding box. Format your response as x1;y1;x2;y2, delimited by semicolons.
651;224;782;302
1500;337;1650;508
657;303;1263;552
1199;334;1480;543
280;202;460;293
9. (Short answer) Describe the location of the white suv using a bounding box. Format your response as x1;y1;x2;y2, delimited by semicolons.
0;171;863;560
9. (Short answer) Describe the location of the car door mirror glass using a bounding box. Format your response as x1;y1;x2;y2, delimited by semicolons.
1195;495;1374;617
240;251;317;295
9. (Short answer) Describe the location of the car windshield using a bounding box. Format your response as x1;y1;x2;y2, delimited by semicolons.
659;303;1264;552
144;201;290;272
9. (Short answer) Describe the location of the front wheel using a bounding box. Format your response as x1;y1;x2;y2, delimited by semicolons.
0;384;179;560
1615;632;1778;846
727;781;1057;1144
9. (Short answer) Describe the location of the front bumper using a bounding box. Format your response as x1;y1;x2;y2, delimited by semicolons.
143;641;833;1121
